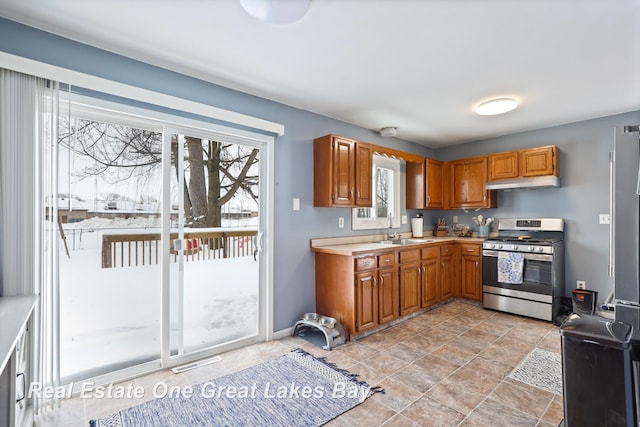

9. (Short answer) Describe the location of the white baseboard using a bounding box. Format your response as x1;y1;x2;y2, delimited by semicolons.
272;327;294;340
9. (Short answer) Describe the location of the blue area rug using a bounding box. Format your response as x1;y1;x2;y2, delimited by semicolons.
90;348;381;427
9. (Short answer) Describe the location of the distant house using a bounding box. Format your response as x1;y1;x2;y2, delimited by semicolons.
46;197;89;223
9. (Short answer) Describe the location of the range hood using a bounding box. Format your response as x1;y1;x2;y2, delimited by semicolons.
485;175;560;191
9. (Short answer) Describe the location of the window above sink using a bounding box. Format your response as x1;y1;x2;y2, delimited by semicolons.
352;155;401;230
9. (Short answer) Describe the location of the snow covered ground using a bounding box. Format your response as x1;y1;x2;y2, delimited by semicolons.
59;217;258;383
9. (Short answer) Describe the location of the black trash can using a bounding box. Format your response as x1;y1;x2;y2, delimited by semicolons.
559;313;636;427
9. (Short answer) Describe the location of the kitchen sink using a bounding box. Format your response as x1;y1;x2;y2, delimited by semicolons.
375;238;435;245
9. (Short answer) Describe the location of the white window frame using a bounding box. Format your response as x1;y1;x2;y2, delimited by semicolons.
352;155;402;230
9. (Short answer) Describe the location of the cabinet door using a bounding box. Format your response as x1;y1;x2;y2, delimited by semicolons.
399;262;421;316
405;160;425;209
421;256;439;307
461;254;481;300
521;146;557;177
355;272;377;332
406;158;443;209
426;158;444;208
449;157;495;208
332;137;356;206
440;255;454;300
489;151;519;180
354;142;373;207
378;267;398;324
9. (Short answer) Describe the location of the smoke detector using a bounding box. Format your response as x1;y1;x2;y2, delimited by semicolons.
379;127;398;137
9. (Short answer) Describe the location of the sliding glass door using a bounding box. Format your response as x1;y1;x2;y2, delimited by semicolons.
57;115;163;383
57;97;268;385
165;129;261;360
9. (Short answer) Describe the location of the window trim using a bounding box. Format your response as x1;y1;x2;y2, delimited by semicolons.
351;155;402;230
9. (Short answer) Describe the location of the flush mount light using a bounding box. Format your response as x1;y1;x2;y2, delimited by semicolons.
240;0;312;24
475;98;519;116
379;127;398;137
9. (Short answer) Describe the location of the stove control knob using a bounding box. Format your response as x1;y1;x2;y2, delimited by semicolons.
497;244;503;249
527;246;534;252
537;247;544;253
511;245;518;251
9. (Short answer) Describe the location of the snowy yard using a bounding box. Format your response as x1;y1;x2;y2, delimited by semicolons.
59;218;258;383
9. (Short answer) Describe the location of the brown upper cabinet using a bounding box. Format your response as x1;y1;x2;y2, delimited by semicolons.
314;134;373;207
489;151;519;180
406;158;444;209
521;145;558;177
489;145;558;180
447;156;497;209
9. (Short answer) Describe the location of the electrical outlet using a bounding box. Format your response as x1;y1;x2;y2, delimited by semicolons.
599;214;610;225
401;215;408;225
453;215;458;223
338;217;344;228
577;280;586;290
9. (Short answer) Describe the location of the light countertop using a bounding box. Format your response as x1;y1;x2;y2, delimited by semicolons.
311;235;486;256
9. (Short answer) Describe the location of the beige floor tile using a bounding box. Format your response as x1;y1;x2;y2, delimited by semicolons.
467;397;539;427
490;380;554;419
542;393;565;426
431;343;477;365
426;378;487;415
373;376;423;412
331;396;396;426
401;395;466;427
381;413;422;427
463;355;513;380
445;365;500;395
390;364;442;393
384;342;428;364
411;353;461;378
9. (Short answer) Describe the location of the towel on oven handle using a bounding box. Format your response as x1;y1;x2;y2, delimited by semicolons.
497;251;525;284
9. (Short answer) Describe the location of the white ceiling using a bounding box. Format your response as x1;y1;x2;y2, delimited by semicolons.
1;0;639;148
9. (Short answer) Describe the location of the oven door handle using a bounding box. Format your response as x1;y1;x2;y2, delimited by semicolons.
482;250;553;262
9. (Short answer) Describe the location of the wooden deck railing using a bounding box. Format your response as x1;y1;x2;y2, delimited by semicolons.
101;229;257;268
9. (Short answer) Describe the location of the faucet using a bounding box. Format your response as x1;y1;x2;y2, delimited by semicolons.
387;214;397;240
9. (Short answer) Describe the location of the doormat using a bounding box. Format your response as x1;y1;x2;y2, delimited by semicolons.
508;347;563;395
90;348;382;427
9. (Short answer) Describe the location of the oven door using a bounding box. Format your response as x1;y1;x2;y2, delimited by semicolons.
482;249;553;295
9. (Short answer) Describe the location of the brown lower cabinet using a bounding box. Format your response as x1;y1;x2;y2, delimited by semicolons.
314;240;483;339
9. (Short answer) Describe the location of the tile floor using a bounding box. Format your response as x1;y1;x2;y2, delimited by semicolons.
35;300;563;427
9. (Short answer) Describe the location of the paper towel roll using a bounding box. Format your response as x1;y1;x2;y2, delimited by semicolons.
411;218;423;237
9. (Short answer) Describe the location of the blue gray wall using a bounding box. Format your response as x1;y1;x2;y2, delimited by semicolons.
2;18;638;328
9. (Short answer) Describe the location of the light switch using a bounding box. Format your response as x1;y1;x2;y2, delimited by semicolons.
338;217;344;228
293;198;300;211
401;215;408;225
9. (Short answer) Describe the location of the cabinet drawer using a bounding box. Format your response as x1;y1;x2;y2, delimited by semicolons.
440;245;454;256
421;246;439;259
355;256;376;271
459;244;480;256
378;253;396;267
399;249;420;263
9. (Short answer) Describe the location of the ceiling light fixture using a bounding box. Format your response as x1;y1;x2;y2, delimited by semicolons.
240;0;312;24
475;97;519;116
379;127;398;137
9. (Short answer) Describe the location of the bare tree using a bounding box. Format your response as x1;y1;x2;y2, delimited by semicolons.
59;117;259;227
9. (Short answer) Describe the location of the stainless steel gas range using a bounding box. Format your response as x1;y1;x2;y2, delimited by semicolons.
482;218;565;322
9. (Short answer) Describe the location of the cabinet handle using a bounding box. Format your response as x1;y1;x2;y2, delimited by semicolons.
476;261;478;269
357;191;361;199
467;248;474;252
16;372;25;403
350;189;354;199
373;277;377;287
427;195;431;203
380;276;384;286
422;266;426;273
